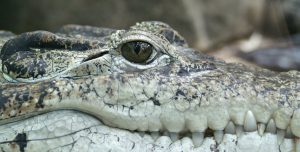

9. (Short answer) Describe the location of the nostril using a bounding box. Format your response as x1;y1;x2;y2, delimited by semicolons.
82;51;109;62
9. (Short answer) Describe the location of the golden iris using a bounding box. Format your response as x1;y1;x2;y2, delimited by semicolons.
121;41;153;64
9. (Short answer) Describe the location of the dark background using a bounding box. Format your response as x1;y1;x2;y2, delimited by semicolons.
0;0;299;50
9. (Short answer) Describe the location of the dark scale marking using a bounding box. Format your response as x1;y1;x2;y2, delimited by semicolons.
0;31;101;61
160;30;174;43
157;65;173;76
37;59;47;77
149;97;160;106
191;93;198;99
21;93;30;101
36;81;59;108
15;93;23;102
12;133;27;152
0;147;5;152
159;29;187;47
79;86;89;100
106;87;113;96
131;143;135;150
0;89;10;111
175;89;185;96
46;53;51;58
0;96;9;112
177;63;216;77
15;92;31;109
36;92;47;108
115;74;127;84
54;86;62;102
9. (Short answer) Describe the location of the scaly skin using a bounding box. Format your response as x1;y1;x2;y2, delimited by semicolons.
0;22;299;152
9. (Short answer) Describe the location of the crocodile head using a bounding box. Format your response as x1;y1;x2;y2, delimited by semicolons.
0;21;299;152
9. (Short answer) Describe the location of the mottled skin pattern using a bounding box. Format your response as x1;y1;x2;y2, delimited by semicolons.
0;22;299;152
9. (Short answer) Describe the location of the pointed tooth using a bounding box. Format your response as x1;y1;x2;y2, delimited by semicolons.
285;126;293;138
277;129;285;145
258;123;266;136
266;119;276;133
273;108;293;130
225;121;236;134
214;130;224;144
169;132;179;142
244;111;257;132
229;105;248;125
251;104;273;124
151;132;160;140
192;132;204;147
138;131;145;137
236;125;244;137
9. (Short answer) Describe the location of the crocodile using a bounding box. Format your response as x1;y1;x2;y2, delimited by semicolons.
0;21;299;152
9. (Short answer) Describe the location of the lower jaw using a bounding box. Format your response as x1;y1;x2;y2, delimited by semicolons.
0;110;298;152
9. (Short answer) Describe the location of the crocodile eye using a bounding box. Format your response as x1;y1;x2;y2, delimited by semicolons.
121;41;155;64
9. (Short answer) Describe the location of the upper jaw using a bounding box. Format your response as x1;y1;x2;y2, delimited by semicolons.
1;50;300;139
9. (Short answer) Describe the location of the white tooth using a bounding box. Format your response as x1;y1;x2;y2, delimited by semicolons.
225;121;236;134
229;103;248;125
277;129;285;145
251;103;273;124
236;125;244;137
244;111;257;132
169;132;179;142
192;132;204;147
273;108;293;130
151;132;160;140
258;123;266;136
214;130;224;144
285;126;293;138
266;119;276;133
291;109;300;137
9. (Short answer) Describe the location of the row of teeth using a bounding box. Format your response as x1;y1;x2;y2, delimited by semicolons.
137;110;299;147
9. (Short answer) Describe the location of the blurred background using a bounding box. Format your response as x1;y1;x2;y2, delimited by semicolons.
0;0;300;71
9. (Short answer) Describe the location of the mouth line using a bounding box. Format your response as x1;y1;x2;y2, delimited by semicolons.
0;110;298;152
1;109;296;146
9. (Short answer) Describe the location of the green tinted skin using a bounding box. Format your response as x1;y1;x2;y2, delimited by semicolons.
0;22;299;152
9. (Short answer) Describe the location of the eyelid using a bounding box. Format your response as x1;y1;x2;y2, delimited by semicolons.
117;31;169;55
145;49;158;63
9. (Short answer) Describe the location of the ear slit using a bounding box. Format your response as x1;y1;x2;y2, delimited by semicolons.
82;51;109;62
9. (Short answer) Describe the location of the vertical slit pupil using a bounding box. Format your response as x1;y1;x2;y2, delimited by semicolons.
121;41;153;64
133;42;141;55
